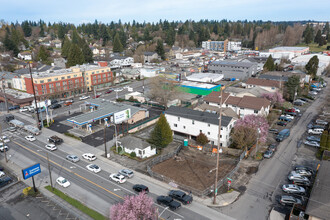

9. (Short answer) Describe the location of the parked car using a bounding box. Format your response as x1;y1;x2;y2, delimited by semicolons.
293;169;313;177
118;169;134;178
298;98;309;103
105;89;113;94
312;124;325;129
278;116;292;122
168;190;193;205
276;129;290;142
114;88;123;92
45;144;57;151
132;184;149;193
288;173;311;186
293;101;304;106
315;119;328;125
269;128;279;134
8;105;20;111
0;136;10;143
156;196;181;210
66;155;80;163
268;144;277;152
306;136;320;142
285;109;296;113
312;87;321;92
5;114;14;122
282;184;305;195
109;173;126;184
50;103;61;109
0;176;12;188
287;112;297;117
0;171;5;177
64;102;73;106
295;99;306;104
47;135;63;145
263;150;274;159
25;135;36;142
295;166;314;174
308;128;324;135
82;153;96;161
278;195;302;206
79;95;90;100
19;106;29;112
304;140;320;148
56;177;70;188
8;127;16;132
0;143;9;152
86;164;101;173
277;121;287;126
309;91;318;96
93;93;102;98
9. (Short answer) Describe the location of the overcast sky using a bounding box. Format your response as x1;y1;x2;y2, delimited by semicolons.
1;0;329;25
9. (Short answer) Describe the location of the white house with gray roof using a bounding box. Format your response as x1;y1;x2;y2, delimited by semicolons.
165;106;236;147
118;136;156;158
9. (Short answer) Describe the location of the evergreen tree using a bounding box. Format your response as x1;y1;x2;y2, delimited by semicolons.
21;21;32;37
303;25;313;44
143;28;151;41
148;114;173;149
165;27;176;46
314;30;322;44
155;40;165;60
61;36;71;58
71;30;81;45
57;24;65;40
305;55;319;79
324;22;330;35
113;33;123;52
67;44;84;67
284;75;301;101
263;55;275;71
3;33;19;56
82;42;93;63
40;24;45;37
37;45;50;64
196;133;209;145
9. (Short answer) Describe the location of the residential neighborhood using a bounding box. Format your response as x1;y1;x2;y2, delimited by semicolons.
1;3;330;220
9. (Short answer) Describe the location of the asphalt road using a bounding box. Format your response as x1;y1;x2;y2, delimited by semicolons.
2;125;214;220
218;79;329;220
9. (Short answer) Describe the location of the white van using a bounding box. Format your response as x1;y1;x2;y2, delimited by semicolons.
308;128;324;135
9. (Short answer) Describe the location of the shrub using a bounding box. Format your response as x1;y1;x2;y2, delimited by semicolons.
130;152;136;158
117;146;122;153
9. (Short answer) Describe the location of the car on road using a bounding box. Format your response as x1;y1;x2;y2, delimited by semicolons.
118;169;134;178
86;164;101;173
64;101;73;106
82;153;96;161
315;119;328;125
25;135;36;142
156;196;181;210
293;169;313;177
79;95;90;100
0;171;5;177
308;128;324;135
66;155;80;163
56;177;70;188
109;173;126;183
49;103;62;109
268;144;277;152
93;93;102;98
263;150;274;159
0;176;12;188
0;143;9;152
114;88;123;92
105;89;113;94
47;136;63;145
45;144;57;151
269;128;279;134
132;184;149;193
304;140;320;148
282;184;305;195
306;136;320;142
0;136;10;143
19;106;30;112
277;121;287;126
168;190;193;205
8;127;17;132
9;105;20;111
278;195;302;206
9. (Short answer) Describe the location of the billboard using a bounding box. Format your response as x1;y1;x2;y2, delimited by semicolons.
22;163;41;180
114;109;131;124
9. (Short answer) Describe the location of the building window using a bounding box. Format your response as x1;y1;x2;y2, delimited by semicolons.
221;127;223;130
47;79;52;82
208;132;210;135
208;123;210;127
67;76;71;79
54;78;58;81
102;70;104;73
192;120;194;124
174;124;177;127
40;80;44;83
240;108;244;110
254;110;259;114
74;75;77;77
178;117;180;121
138;150;142;155
183;126;186;129
61;77;65;80
200;130;202;133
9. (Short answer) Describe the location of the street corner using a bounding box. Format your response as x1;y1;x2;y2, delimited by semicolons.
205;190;240;208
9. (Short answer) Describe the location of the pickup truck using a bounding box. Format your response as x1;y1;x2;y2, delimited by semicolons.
47;135;63;145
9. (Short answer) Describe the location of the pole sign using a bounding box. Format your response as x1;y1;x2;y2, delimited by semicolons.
22;163;41;180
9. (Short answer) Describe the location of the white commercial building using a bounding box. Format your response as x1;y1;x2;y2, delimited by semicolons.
291;54;330;76
12;77;26;91
165;106;236;147
186;73;224;83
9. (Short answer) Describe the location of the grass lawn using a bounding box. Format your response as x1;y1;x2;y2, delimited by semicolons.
297;43;328;53
45;185;106;220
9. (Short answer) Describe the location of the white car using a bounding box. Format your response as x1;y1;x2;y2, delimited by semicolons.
1;136;10;143
25;135;36;142
0;143;9;152
86;164;101;173
109;173;127;184
0;171;5;177
304;140;320;148
79;95;90;100
281;115;294;120
309;91;318;95
56;177;70;188
19;107;29;112
292;107;301;113
308;129;324;135
114;88;123;92
82;153;96;161
45;144;57;151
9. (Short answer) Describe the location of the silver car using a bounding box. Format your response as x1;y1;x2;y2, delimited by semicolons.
282;184;305;194
118;169;134;178
304;140;320;148
66;155;80;163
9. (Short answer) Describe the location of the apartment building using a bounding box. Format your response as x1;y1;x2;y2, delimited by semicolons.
202;40;242;52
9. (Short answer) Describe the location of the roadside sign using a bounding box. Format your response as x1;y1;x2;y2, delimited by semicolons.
227;177;232;181
22;163;41;180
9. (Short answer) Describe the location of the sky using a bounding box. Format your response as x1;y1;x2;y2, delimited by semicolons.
1;0;330;25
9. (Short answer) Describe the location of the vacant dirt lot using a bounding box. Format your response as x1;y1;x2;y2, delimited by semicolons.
151;146;237;191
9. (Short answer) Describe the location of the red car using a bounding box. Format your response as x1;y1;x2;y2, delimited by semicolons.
93;93;102;98
105;90;113;94
285;109;296;113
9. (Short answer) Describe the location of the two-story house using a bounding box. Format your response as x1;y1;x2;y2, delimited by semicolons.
165;106;236;147
110;56;134;67
144;52;158;63
244;78;281;92
204;91;271;118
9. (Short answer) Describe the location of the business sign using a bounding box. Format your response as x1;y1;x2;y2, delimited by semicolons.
114;109;131;124
22;163;41;180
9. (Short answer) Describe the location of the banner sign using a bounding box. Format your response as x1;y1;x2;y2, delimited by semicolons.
22;163;41;180
114;109;131;124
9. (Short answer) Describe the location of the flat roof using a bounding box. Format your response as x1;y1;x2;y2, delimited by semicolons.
186;73;224;80
270;46;309;51
67;100;146;125
211;60;255;68
180;81;219;89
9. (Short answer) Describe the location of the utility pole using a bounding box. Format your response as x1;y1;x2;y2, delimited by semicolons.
104;125;107;157
29;62;41;130
47;152;53;190
0;124;8;163
2;80;9;113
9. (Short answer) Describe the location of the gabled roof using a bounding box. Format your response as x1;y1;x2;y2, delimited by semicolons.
258;74;288;82
245;78;281;88
144;52;157;56
204;91;270;111
165;106;233;127
194;104;239;119
119;136;150;150
210;61;255;68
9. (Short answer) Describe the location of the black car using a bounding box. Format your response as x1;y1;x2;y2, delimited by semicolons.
133;103;141;107
277;121;287;126
157;196;181;210
0;165;4;171
50;104;61;109
0;176;12;188
8;105;20;111
5;114;14;122
269;129;279;134
299;98;309;102
132;184;149;193
168;190;193;205
268;144;277;152
47;135;63;145
51;99;58;104
287;112;297;117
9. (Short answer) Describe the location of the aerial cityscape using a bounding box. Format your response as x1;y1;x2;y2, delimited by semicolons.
0;1;330;220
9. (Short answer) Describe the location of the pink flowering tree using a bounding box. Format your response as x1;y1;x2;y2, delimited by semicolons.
234;114;269;145
110;192;158;220
262;91;284;106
